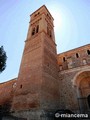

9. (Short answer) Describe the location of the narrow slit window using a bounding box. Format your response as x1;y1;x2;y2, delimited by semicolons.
87;50;90;55
20;85;22;88
49;30;52;38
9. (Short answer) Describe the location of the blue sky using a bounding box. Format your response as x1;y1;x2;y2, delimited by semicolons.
0;0;90;83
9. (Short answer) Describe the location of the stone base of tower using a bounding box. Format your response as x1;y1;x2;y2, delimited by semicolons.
11;109;57;120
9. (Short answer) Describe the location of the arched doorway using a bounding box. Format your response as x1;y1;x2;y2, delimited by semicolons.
87;95;90;109
72;70;90;113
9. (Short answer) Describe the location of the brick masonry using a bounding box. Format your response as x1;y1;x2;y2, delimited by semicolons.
0;5;90;119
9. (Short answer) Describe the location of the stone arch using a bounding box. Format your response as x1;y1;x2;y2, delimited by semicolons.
72;70;90;87
72;70;90;113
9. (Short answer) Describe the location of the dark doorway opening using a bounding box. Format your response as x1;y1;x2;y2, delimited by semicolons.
87;95;90;108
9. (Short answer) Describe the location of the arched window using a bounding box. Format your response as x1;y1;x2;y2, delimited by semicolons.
32;25;39;36
87;95;90;108
47;25;52;38
76;53;79;58
36;25;39;33
32;27;35;35
63;57;66;62
87;50;90;55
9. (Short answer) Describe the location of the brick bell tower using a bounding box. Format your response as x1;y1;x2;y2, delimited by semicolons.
12;5;60;119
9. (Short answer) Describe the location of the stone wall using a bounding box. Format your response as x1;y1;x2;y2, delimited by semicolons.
0;78;17;109
59;65;90;113
59;69;79;111
58;44;90;71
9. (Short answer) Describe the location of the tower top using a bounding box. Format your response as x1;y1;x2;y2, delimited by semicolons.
30;5;54;21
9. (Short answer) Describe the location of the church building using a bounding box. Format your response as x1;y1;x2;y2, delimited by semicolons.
0;5;90;119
